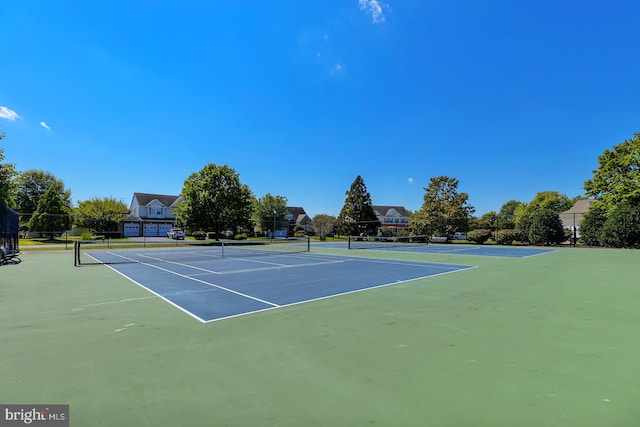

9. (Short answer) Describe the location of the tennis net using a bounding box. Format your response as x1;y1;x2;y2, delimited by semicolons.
348;235;429;250
74;237;310;266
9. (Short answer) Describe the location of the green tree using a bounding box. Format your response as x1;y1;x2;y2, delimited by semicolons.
514;191;574;242
497;200;522;229
584;132;640;208
310;214;337;240
174;163;253;238
409;176;474;237
578;205;607;246
600;201;640;248
472;211;497;231
28;187;72;238
252;193;289;237
528;209;565;245
75;197;129;235
0;130;17;207
337;176;380;236
14;170;72;227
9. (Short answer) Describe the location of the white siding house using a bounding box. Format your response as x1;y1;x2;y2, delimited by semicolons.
372;206;412;235
123;193;183;237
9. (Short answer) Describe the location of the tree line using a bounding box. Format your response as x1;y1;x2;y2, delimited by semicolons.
1;127;639;247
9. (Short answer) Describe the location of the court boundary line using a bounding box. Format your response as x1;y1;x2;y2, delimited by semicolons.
201;265;479;323
96;249;348;276
87;252;281;310
90;251;478;324
349;245;559;259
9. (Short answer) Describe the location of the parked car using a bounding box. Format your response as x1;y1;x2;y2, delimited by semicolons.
452;232;467;240
167;228;185;239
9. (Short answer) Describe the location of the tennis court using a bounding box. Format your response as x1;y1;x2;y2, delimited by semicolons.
3;246;640;426
79;243;475;322
323;239;557;258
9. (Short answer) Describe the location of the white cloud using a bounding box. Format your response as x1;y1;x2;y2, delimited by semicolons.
359;0;387;23
0;106;21;121
408;177;414;184
330;63;344;76
40;121;51;130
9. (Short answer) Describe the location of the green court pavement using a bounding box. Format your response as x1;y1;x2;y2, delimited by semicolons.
1;247;639;426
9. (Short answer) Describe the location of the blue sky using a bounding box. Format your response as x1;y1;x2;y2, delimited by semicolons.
1;0;639;217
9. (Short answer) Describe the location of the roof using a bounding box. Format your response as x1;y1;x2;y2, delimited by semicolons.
296;214;311;225
133;193;182;207
562;199;596;214
560;199;596;226
287;206;307;216
372;205;412;217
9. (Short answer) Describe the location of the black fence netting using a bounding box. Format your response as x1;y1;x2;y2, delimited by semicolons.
1;203;19;251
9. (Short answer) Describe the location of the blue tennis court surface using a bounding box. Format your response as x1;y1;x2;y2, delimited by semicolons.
88;250;475;323
320;241;557;258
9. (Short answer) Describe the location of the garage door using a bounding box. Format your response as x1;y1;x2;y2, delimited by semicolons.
158;224;174;236
123;223;140;237
144;223;159;237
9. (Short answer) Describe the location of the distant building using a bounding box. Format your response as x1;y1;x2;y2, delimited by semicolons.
286;207;311;235
560;199;596;237
123;193;183;237
372;206;412;235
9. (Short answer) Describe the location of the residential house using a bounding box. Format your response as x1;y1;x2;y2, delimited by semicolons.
560;199;596;238
372;206;412;235
123;193;183;237
286;207;311;235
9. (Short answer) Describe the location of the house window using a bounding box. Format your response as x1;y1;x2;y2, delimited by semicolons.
152;207;163;216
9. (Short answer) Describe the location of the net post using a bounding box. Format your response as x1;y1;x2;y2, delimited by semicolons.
307;236;310;252
348;236;352;250
73;241;79;267
221;240;225;258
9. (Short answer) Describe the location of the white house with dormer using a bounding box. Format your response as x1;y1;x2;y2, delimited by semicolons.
372;206;412;235
123;192;183;237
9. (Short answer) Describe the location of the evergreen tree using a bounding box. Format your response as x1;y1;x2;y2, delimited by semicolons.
14;169;72;215
337;176;380;236
29;187;72;238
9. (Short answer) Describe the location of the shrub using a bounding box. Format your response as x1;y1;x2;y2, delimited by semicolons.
294;230;306;238
528;209;565;245
192;231;207;240
80;232;93;240
579;208;606;246
495;229;520;245
467;229;492;244
234;233;247;240
379;227;394;237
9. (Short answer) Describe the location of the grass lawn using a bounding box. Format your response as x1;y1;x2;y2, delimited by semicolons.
1;246;639;426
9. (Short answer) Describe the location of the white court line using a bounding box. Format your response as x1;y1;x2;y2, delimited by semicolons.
202;265;479;323
210;259;346;275
88;251;478;324
94;252;280;309
332;256;469;270
135;253;224;274
521;249;560;258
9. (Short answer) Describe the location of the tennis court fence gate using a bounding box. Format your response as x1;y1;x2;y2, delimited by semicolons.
1;203;19;251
